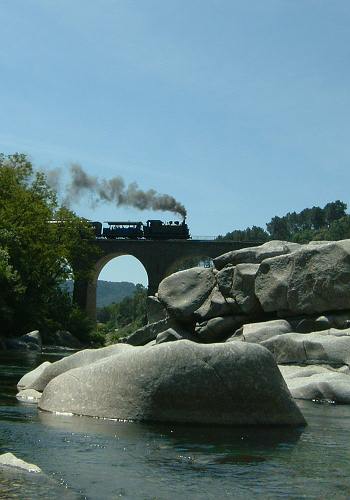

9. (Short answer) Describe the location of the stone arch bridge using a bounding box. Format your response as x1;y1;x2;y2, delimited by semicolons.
73;239;259;320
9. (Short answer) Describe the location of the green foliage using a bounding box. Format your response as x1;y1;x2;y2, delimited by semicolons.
312;215;350;241
0;245;25;332
266;201;347;241
0;153;99;340
217;225;270;242
218;201;349;244
96;284;147;344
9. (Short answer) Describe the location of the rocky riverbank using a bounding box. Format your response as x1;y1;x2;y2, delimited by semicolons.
124;239;350;404
17;239;350;424
1;329;83;352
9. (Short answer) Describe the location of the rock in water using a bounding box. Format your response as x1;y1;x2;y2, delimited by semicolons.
279;365;350;403
38;341;306;426
28;344;134;392
17;361;51;390
16;389;42;403
255;240;350;315
0;453;41;473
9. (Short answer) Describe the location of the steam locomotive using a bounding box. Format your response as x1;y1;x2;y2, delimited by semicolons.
92;219;190;240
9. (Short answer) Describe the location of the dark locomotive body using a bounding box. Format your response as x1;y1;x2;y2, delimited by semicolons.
92;219;190;240
143;220;190;240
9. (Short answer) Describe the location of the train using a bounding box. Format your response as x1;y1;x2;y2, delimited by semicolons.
91;219;190;240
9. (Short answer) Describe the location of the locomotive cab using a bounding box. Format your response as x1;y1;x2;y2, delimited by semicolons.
143;219;190;240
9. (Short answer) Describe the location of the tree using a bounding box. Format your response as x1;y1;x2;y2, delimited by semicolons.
0;153;99;338
217;200;349;244
266;216;290;240
314;215;350;241
324;201;347;226
0;244;24;332
217;225;269;242
310;206;325;230
96;284;148;343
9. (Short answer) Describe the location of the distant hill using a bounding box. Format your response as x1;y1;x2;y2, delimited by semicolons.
63;280;137;308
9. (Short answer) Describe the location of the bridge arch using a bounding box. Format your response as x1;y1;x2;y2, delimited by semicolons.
83;252;149;320
73;239;260;320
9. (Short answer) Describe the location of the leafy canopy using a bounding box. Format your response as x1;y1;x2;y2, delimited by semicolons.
217;200;350;243
0;153;99;338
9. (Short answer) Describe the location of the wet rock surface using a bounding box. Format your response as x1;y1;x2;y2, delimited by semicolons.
16;388;42;403
0;453;41;473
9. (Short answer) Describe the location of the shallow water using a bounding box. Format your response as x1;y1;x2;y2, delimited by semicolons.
1;350;350;499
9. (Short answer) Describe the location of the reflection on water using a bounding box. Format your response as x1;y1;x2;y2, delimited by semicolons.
0;466;81;500
1;350;350;499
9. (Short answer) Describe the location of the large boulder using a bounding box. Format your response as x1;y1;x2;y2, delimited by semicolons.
194;287;237;321
28;344;134;392
38;341;306;426
17;361;51;390
279;365;350;403
216;264;261;314
216;265;235;297
213;241;301;270
255;240;350;315
230;263;261;314
158;267;216;321
262;329;350;366
227;319;293;344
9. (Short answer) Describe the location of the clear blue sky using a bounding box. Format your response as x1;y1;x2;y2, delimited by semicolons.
2;1;350;284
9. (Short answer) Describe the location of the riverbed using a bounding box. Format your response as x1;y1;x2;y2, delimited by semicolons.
1;350;350;499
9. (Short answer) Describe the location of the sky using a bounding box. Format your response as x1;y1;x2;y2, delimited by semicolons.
1;0;350;284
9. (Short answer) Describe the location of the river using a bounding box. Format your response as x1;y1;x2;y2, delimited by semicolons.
1;350;350;499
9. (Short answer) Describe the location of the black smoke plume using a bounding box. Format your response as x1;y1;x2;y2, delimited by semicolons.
57;164;187;218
